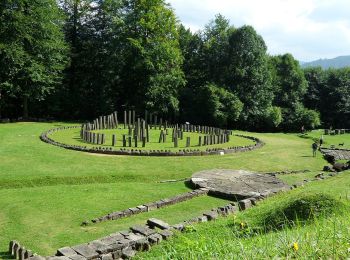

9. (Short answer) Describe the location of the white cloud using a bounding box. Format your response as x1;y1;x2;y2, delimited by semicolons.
167;0;350;61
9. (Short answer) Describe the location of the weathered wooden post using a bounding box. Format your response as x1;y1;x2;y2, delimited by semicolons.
128;136;132;147
142;137;146;147
198;136;202;146
101;134;105;144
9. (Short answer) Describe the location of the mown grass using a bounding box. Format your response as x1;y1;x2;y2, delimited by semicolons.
0;122;339;258
303;129;350;149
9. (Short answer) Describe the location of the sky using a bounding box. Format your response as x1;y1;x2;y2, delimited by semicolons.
166;0;350;62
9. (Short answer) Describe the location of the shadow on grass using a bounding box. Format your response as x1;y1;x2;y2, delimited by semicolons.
0;251;14;259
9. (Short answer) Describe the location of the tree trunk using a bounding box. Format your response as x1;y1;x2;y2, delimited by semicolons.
23;96;29;119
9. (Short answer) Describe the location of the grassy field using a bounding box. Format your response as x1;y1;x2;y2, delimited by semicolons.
301;129;350;149
49;126;255;151
0;123;341;258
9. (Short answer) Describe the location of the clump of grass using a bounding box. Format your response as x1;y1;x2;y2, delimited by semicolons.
261;192;344;231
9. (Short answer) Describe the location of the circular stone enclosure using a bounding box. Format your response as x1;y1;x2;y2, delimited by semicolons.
41;126;265;156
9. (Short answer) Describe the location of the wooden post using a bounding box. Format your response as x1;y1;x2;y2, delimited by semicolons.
128;136;132;147
198;136;202;146
142;137;146;147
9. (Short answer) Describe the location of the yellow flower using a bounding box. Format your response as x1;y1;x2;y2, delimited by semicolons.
240;222;245;229
293;242;299;251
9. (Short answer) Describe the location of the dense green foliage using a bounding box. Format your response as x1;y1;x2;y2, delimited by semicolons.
0;2;349;130
0;0;68;118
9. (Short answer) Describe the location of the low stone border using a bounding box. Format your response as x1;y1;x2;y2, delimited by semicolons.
83;189;209;226
40;126;265;157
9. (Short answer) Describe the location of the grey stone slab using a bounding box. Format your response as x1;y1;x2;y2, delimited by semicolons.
158;229;173;240
121;247;136;259
68;255;87;260
148;233;163;245
100;233;124;245
147;218;170;230
71;244;99;260
47;257;72;260
203;210;218;221
239;199;252;210
88;240;111;254
57;247;78;257
100;253;113;260
191;169;289;200
130;225;156;236
28;256;46;260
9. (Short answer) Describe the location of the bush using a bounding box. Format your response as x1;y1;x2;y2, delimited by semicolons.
261;192;342;231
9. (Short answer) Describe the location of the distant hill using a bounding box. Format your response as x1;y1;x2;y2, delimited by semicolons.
301;55;350;69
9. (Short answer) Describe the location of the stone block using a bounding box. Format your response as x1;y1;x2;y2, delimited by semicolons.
28;256;46;260
88;240;111;254
197;215;208;222
171;224;184;231
57;247;78;257
148;233;163;245
100;253;113;260
121;247;136;259
71;244;99;260
158;229;173;240
238;199;252;210
68;255;87;260
203;210;218;221
147;218;170;230
47;257;72;260
100;233;124;245
130;225;156;236
143;203;157;212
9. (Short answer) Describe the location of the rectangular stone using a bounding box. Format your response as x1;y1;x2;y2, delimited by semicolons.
147;218;170;230
131;225;156;236
238;199;252;210
68;255;87;260
100;233;124;245
71;244;99;260
158;229;173;240
88;240;111;254
57;247;78;257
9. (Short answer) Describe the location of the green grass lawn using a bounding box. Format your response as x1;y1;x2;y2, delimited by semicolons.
49;126;255;151
0;123;343;258
303;129;350;149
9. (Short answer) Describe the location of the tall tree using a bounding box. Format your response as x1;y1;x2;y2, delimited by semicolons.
121;0;185;117
228;25;273;128
0;0;68;118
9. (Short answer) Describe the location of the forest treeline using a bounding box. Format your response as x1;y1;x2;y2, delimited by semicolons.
0;0;349;131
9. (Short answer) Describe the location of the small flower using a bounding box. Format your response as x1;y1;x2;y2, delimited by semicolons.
293;242;299;251
240;222;245;229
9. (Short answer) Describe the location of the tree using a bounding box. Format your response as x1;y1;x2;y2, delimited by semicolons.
227;25;273;129
58;0;124;119
0;0;68;118
120;0;185;117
